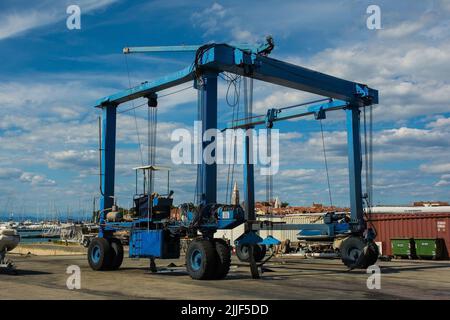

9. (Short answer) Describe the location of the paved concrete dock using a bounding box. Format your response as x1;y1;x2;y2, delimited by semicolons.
1;253;449;300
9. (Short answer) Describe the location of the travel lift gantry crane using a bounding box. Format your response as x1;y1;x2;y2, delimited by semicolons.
89;37;379;279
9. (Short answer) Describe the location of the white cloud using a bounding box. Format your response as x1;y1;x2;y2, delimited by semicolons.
435;180;450;187
0;0;119;40
0;11;55;40
280;168;316;177
376;127;450;147
420;163;450;174
381;21;424;38
427;117;450;129
0;168;23;179
191;3;227;37
20;172;56;186
48;150;97;170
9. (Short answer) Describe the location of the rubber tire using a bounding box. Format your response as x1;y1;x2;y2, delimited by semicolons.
82;237;90;248
213;239;231;279
363;241;379;267
236;244;266;263
255;245;267;262
340;236;366;268
109;238;124;270
340;236;379;269
186;239;217;280
88;237;112;271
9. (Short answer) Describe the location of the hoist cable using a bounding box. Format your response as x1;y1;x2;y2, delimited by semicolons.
244;78;256;210
363;105;377;236
319;120;333;207
225;76;241;204
194;87;204;204
117;85;193;114
124;53;144;165
369;105;373;211
278;98;332;111
363;106;370;210
266;128;273;213
363;105;374;213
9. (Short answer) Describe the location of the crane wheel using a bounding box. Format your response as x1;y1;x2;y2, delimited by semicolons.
186;239;217;280
256;245;267;261
213;239;231;279
340;236;379;269
108;238;124;270
363;241;380;267
88;237;112;271
236;244;266;263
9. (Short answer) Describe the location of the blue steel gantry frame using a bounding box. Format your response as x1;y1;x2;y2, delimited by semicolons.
95;43;378;236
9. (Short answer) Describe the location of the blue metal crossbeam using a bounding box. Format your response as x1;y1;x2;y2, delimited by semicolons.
123;45;203;54
198;45;378;105
123;43;269;55
123;36;274;56
94;66;194;108
226;99;348;129
95;43;377;110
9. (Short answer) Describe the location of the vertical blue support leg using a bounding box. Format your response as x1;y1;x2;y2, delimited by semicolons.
346;105;365;233
201;72;218;204
99;103;117;237
244;130;255;223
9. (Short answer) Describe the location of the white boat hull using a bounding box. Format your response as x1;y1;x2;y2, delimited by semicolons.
0;229;21;252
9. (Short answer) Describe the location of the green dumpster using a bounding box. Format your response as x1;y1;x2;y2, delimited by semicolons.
415;238;444;260
391;238;415;259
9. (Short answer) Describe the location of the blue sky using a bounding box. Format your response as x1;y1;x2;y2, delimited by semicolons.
0;0;449;218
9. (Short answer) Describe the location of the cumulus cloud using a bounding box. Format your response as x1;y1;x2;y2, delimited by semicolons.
20;172;56;186
0;168;23;179
48;150;98;170
0;0;119;40
191;3;227;37
0;167;55;186
420;163;450;174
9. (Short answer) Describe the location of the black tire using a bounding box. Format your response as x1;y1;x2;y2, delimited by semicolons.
363;241;380;267
82;237;90;248
88;237;112;271
109;238;124;270
236;244;250;262
236;244;266;262
340;236;379;269
213;239;231;279
255;245;267;262
186;239;217;280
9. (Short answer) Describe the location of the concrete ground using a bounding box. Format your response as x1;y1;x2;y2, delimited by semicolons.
1;253;449;300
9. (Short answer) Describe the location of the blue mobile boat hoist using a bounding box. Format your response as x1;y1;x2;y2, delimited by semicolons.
88;37;380;279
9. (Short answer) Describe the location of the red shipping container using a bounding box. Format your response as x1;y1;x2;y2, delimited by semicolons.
368;212;450;258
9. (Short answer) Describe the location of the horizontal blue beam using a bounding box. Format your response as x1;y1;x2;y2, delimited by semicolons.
199;45;378;105
227;99;348;129
94;66;194;108
123;37;274;55
123;45;203;54
123;43;266;54
94;43;378;109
